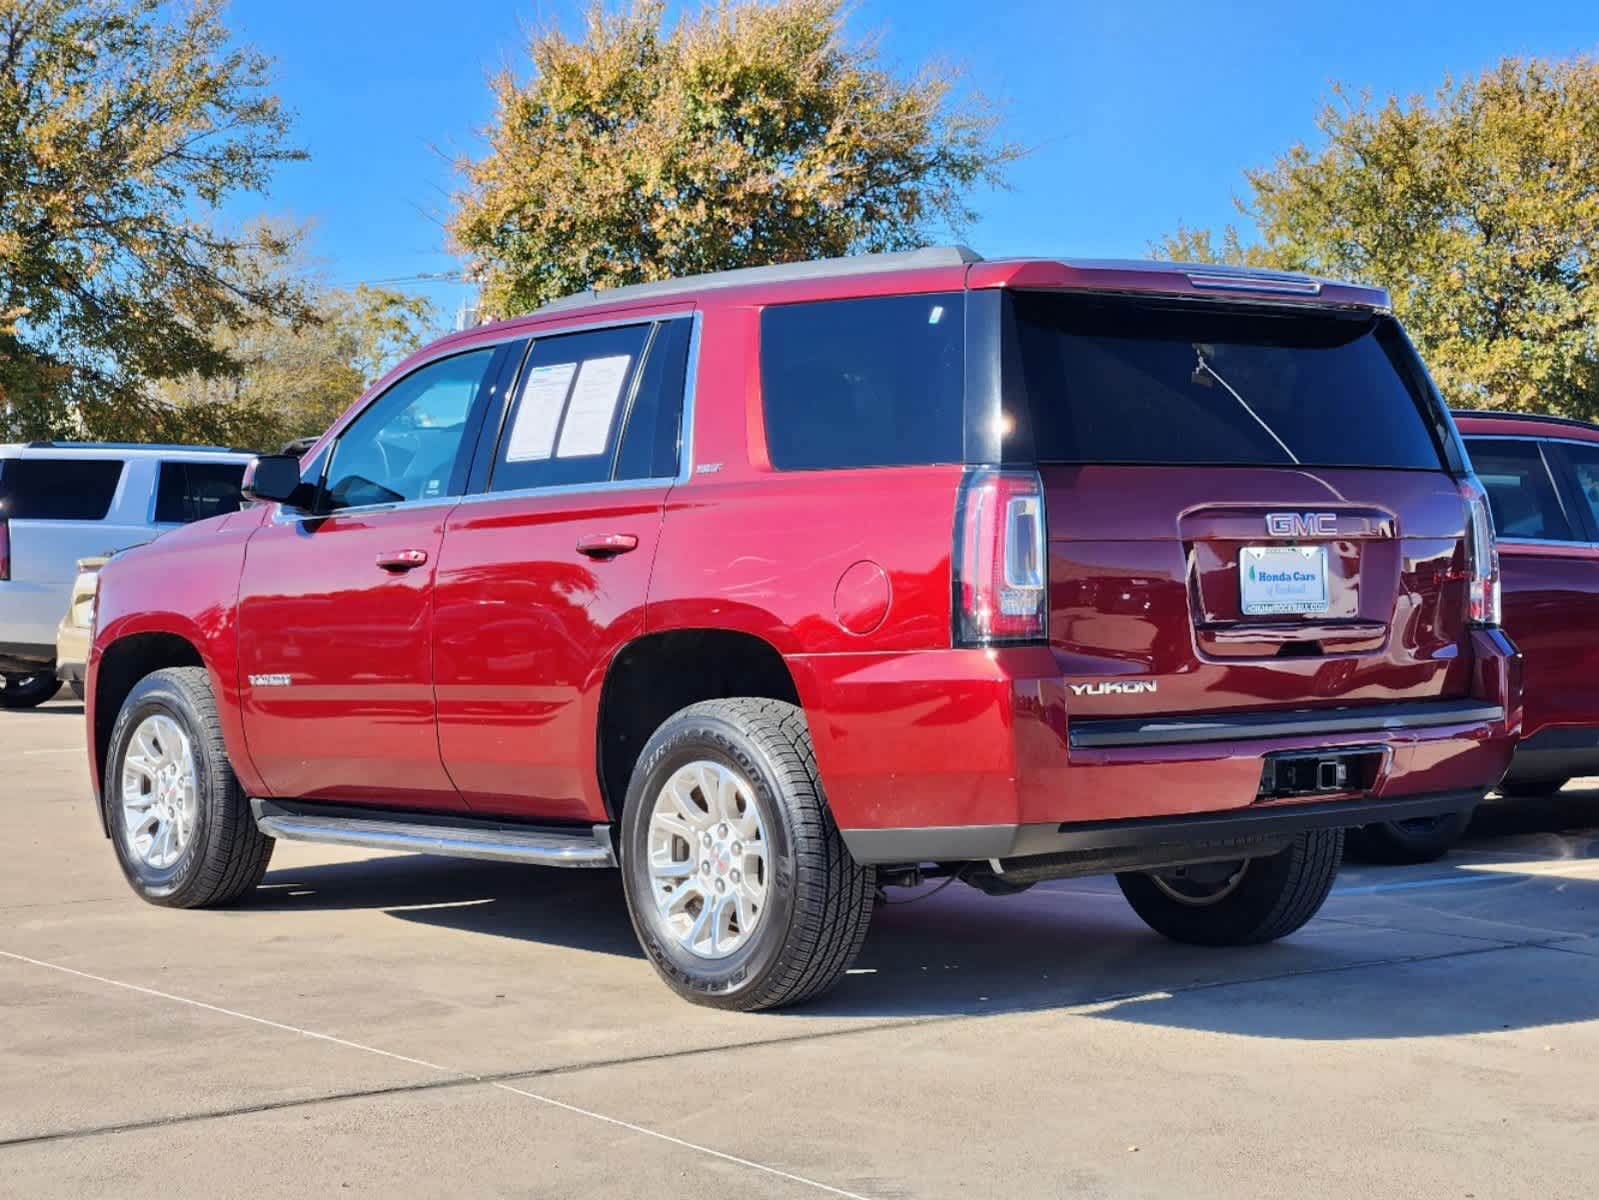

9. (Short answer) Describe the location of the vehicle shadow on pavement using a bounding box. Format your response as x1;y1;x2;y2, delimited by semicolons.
28;699;84;716
251;796;1599;1034
253;854;647;960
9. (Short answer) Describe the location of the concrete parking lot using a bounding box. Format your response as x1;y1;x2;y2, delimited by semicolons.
3;694;1597;1199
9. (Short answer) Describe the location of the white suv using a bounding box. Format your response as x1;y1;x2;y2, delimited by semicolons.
0;442;254;707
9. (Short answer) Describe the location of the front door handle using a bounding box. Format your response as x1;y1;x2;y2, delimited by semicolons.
376;548;429;572
576;533;639;559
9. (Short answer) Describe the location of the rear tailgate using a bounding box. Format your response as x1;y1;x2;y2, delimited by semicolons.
998;289;1475;719
1042;464;1471;716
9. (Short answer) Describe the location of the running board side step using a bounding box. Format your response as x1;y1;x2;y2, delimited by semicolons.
250;799;617;868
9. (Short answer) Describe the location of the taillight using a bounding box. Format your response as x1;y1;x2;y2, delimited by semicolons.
954;467;1047;646
1460;475;1501;628
0;518;9;581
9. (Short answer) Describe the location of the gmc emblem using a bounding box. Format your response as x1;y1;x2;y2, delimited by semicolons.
1266;512;1337;538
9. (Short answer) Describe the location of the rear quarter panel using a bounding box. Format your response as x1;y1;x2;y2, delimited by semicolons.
87;507;267;800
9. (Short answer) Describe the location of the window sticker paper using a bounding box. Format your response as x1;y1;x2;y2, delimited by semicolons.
504;362;576;462
556;355;632;458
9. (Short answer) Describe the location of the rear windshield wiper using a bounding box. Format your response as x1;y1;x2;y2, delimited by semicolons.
1191;346;1300;465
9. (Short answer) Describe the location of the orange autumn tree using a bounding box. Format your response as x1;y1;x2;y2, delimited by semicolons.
451;0;1021;314
0;0;312;440
1158;57;1599;417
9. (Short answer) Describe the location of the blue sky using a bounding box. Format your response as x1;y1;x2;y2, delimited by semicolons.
229;0;1599;323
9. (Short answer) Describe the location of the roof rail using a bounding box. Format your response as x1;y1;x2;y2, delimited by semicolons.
535;245;984;315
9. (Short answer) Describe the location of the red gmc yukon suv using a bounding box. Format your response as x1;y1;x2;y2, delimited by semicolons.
86;248;1521;1010
1352;409;1599;861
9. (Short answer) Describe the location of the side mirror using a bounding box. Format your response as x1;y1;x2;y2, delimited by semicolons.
241;455;314;508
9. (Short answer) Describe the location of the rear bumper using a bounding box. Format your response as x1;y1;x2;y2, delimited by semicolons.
1503;726;1599;784
792;628;1520;854
0;640;56;673
55;621;89;682
841;788;1483;864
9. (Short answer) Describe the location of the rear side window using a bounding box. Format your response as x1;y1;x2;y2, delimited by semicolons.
1004;294;1445;470
760;292;965;470
154;461;248;524
1551;441;1599;541
491;324;651;492
0;458;124;520
1465;439;1574;541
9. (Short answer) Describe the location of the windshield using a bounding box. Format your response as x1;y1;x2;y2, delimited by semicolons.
1002;292;1446;470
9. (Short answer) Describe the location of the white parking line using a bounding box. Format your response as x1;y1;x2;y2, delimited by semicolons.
0;950;451;1072
0;949;875;1199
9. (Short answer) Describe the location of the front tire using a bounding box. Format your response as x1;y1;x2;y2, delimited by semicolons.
1344;810;1471;864
620;698;875;1011
1117;829;1343;946
105;667;273;907
0;671;58;708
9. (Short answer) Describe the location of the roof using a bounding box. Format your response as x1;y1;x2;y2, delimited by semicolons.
505;246;1386;324
4;441;259;457
534;245;983;314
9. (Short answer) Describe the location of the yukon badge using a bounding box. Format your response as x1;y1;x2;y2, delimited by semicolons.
248;673;293;688
1266;512;1337;537
1069;680;1158;697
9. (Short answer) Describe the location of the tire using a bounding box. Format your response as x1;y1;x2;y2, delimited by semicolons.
1499;778;1568;800
1344;810;1472;864
104;666;273;907
0;671;59;708
619;698;875;1011
1117;828;1343;946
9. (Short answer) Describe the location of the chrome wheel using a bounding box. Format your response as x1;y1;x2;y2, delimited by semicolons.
1149;860;1249;907
120;714;199;871
646;760;769;960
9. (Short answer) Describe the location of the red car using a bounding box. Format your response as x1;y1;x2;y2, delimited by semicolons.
1352;409;1599;861
85;248;1519;1009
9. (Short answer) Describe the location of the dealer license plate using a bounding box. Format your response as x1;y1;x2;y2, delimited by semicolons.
1239;545;1330;616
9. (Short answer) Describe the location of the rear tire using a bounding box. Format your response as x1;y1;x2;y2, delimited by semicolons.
620;698;875;1011
1344;810;1471;864
0;671;58;708
1117;829;1343;946
105;667;273;908
1499;777;1568;799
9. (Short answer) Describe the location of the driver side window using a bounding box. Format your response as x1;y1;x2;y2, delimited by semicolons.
320;348;497;513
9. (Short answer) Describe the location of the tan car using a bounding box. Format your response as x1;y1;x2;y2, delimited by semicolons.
55;556;106;700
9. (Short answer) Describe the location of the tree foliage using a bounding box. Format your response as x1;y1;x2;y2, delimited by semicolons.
157;281;438;451
0;0;312;439
451;0;1020;314
1156;56;1599;417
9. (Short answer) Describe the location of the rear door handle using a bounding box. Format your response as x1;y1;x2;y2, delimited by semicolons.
376;548;429;572
576;533;639;559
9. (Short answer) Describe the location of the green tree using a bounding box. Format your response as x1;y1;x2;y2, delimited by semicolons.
158;282;438;450
451;0;1021;314
1155;56;1599;417
0;0;311;439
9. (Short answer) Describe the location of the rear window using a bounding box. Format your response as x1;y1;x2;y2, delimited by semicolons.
154;460;247;524
0;457;124;520
760;292;964;470
1004;293;1446;470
